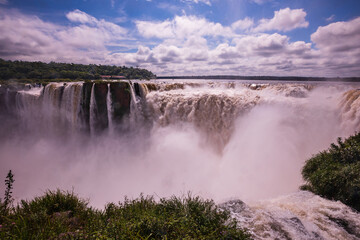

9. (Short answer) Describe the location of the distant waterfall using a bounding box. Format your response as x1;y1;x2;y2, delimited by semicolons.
61;83;82;129
89;83;96;135
107;83;113;133
3;80;359;147
15;87;42;120
4;88;10;112
138;83;149;98
128;81;143;128
2;80;360;240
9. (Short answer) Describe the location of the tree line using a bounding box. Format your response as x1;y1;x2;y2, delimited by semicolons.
0;59;156;82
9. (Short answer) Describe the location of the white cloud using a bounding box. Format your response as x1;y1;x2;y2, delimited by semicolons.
66;9;126;36
136;15;232;40
0;0;8;5
254;8;309;32
66;9;97;24
231;17;254;31
311;17;360;53
1;7;360;77
181;0;211;6
249;0;272;5
64;9;127;48
0;8;128;64
136;19;174;38
326;15;335;22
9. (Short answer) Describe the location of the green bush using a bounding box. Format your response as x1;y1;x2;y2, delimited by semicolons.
301;133;360;211
0;190;251;239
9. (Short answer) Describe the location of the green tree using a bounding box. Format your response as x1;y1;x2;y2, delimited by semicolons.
4;170;15;210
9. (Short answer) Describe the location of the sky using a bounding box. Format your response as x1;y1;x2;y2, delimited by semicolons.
0;0;360;77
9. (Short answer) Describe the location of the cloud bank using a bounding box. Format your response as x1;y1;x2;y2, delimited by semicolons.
0;7;360;77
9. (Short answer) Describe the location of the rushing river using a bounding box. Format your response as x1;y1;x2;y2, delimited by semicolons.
1;80;360;239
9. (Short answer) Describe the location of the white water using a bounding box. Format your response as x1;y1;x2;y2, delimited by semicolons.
107;83;113;134
1;80;360;239
221;191;360;239
89;82;96;135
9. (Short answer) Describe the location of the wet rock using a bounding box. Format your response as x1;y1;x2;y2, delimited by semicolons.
93;82;109;132
286;88;307;98
110;82;131;124
134;82;141;97
79;82;93;132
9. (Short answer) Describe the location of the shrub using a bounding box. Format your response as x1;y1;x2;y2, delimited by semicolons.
0;191;251;239
301;133;360;211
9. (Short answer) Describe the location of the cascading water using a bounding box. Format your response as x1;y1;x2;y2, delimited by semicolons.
128;80;144;129
107;83;113;134
1;80;360;240
89;82;96;135
60;83;82;129
221;191;360;240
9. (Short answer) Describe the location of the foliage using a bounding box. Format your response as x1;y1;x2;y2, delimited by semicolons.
4;171;15;211
0;58;156;82
301;133;360;211
0;190;251;239
0;170;15;217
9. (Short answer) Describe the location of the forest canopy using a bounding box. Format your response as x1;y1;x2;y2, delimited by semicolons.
0;59;156;82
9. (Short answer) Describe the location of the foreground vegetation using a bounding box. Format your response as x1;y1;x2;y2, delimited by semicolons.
301;133;360;211
0;59;156;83
0;174;250;240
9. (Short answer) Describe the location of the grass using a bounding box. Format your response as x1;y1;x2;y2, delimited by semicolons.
0;190;251;239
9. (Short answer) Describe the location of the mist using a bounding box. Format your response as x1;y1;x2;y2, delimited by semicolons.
0;81;358;208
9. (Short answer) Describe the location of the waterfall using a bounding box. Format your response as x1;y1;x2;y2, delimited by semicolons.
128;80;142;128
138;83;149;98
13;86;43;129
2;80;360;240
4;88;9;112
144;86;261;152
107;83;113;133
60;83;82;129
89;82;96;135
339;89;360;133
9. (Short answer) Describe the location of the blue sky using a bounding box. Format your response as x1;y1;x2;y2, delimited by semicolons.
1;0;360;76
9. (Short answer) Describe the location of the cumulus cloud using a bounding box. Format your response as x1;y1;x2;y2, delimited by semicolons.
0;8;62;59
66;9;97;24
311;17;360;53
0;8;127;63
231;17;254;32
66;9;126;36
254;8;309;32
107;31;317;76
1;7;360;77
136;15;232;40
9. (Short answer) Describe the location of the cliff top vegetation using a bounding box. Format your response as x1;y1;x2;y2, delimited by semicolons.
0;59;156;83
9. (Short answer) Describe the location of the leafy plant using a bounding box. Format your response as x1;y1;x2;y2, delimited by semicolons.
0;190;251;239
301;133;360;211
4;170;15;210
0;170;15;218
